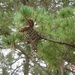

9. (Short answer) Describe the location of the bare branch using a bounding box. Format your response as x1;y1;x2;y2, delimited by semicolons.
11;64;23;75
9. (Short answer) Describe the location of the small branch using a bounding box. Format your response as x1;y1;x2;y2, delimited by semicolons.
41;35;75;48
11;64;23;75
4;56;24;66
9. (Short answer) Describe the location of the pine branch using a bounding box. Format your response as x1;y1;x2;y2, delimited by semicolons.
41;35;75;48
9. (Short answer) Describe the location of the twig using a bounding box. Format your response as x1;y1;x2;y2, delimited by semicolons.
11;64;23;75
